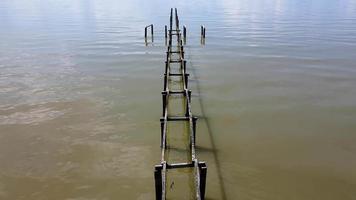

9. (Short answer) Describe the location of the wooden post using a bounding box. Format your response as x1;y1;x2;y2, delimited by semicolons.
170;8;173;30
151;24;154;42
165;52;169;68
201;25;203;38
144;24;154;43
185;90;192;117
201;25;206;45
175;8;179;28
183;25;187;43
181;46;184;59
185;74;189;88
159;118;164;147
162;91;167;116
183;61;188;87
163;74;167;91
193;117;198;144
154;165;163;200
165;25;167;38
199;162;207;200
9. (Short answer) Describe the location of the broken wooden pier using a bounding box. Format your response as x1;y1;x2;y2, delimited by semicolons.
149;8;207;200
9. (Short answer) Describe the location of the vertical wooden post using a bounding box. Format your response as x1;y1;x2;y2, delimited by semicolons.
199;162;207;200
170;8;173;30
154;165;163;200
165;25;167;38
183;25;187;43
165;52;169;68
201;25;203;38
185;73;189;88
162;92;167;116
151;24;154;42
159;118;164;147
185;90;192;117
201;25;206;45
193;116;198;144
163;74;167;91
181;46;184;59
175;8;179;28
144;25;154;43
164;61;168;91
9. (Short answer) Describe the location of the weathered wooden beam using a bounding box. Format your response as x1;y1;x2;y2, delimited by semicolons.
164;73;189;77
167;162;194;169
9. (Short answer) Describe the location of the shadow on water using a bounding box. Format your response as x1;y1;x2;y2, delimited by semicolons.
186;51;228;200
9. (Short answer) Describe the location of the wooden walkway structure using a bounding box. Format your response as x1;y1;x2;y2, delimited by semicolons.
150;8;207;200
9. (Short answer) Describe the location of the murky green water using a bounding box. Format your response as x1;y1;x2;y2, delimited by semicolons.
1;0;356;199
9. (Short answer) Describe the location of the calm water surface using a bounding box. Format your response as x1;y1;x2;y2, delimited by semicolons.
1;0;356;199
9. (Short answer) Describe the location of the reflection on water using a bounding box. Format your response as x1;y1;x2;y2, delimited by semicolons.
1;0;356;199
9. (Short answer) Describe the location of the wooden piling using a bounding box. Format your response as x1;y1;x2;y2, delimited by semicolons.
154;165;163;200
199;162;207;200
165;25;167;38
201;25;203;38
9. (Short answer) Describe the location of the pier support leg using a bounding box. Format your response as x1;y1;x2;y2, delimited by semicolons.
193;116;198;144
181;46;184;59
183;25;187;44
199;162;207;200
165;25;167;38
200;25;206;45
159;118;165;148
201;26;203;38
185;74;189;88
154;165;163;200
185;90;192;116
151;24;154;42
165;25;168;45
162;92;167;116
183;60;187;74
163;74;167;91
